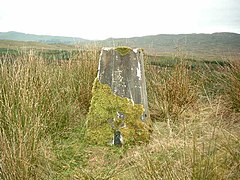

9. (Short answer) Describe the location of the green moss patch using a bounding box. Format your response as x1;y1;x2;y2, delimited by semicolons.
86;78;151;147
114;46;132;56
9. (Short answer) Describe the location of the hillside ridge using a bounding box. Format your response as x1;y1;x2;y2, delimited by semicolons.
0;31;239;58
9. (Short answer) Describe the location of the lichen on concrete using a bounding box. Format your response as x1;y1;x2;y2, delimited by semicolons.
114;46;132;56
86;78;151;147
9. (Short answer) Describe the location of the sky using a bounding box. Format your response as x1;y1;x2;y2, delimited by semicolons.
0;0;239;40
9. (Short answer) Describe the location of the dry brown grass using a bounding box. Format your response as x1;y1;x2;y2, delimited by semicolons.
146;59;198;121
0;48;98;179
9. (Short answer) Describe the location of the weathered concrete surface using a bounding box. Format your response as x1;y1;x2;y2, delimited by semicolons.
98;47;149;120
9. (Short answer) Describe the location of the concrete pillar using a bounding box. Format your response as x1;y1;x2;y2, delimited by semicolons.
87;46;151;147
98;47;149;120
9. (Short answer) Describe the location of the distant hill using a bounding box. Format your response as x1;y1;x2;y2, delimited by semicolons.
0;31;89;44
0;31;239;59
101;32;240;58
0;39;75;50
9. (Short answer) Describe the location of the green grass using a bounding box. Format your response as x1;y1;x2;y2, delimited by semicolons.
0;48;239;179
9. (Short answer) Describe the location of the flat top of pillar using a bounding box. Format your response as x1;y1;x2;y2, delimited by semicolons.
102;46;143;56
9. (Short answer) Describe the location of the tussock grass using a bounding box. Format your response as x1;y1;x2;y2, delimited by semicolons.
0;48;239;179
0;48;98;179
224;58;240;112
146;59;198;121
131;99;240;179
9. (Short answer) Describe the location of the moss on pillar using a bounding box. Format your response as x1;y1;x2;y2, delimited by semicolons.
86;78;151;147
114;46;132;56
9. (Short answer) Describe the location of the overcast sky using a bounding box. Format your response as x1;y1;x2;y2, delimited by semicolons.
0;0;239;40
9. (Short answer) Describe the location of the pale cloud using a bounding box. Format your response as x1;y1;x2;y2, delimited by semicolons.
0;0;239;40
